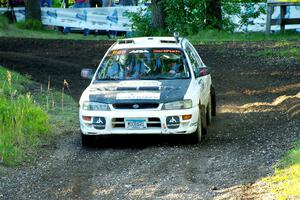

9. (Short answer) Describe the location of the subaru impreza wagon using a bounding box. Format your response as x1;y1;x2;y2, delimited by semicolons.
79;36;216;146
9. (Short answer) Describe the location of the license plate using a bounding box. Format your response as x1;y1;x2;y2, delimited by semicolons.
125;119;147;129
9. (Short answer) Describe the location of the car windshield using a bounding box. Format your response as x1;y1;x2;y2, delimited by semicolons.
95;48;190;81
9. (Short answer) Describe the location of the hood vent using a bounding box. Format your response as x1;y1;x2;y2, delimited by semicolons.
118;39;134;44
160;40;176;44
113;103;159;109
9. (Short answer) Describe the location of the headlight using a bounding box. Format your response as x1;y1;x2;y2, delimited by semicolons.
162;99;192;110
82;102;110;111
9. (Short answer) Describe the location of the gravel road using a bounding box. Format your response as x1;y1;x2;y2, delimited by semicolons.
0;38;299;199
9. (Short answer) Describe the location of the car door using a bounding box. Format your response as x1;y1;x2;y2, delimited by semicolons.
185;42;211;105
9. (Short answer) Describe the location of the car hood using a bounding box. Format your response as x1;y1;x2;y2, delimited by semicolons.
88;79;191;104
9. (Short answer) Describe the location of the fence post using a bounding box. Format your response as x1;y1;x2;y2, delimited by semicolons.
280;5;287;33
266;4;272;35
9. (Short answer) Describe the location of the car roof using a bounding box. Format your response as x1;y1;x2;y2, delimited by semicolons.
111;37;184;50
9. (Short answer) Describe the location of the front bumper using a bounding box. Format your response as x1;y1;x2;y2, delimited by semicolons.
79;107;199;135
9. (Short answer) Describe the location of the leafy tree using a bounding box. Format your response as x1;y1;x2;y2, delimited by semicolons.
164;0;206;34
205;0;222;29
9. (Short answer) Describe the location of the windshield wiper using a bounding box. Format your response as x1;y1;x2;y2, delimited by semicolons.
156;77;175;80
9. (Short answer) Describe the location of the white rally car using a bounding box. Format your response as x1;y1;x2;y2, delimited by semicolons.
79;36;216;146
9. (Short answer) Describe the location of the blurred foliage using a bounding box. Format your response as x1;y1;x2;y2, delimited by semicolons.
0;15;9;30
126;7;156;36
129;0;268;36
16;19;44;30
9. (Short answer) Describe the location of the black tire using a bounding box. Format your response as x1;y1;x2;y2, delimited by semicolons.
191;107;203;144
211;86;217;116
201;105;208;135
207;95;212;126
81;132;93;147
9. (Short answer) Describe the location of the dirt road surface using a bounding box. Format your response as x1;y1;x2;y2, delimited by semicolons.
0;38;299;199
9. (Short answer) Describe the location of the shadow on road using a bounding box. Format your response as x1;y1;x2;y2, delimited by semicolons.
82;134;198;149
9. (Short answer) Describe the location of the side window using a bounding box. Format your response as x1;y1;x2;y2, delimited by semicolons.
185;44;202;77
188;42;206;68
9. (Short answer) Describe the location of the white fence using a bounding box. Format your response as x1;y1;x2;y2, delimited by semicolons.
0;6;142;31
0;4;300;32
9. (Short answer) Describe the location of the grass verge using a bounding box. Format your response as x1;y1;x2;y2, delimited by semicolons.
188;30;300;44
0;66;78;166
0;15;110;41
263;141;300;200
256;47;300;62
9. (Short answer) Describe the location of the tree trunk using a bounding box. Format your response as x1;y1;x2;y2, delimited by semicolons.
25;0;41;21
205;0;222;29
151;0;165;30
6;0;17;23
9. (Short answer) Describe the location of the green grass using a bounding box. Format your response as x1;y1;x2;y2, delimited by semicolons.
0;16;111;41
263;141;300;200
0;66;78;166
257;47;300;61
36;82;79;133
0;68;50;165
188;30;300;44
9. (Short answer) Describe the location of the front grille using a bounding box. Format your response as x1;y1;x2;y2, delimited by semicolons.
147;118;161;128
111;117;161;128
113;103;159;109
112;118;125;128
139;87;160;91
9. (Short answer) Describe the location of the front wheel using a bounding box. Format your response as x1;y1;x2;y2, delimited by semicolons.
211;86;217;116
207;95;212;125
191;108;203;144
81;132;93;147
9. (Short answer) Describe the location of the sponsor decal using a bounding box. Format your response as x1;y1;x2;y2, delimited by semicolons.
118;81;162;87
107;9;118;24
153;49;181;54
47;10;57;18
116;92;160;100
18;10;25;16
166;116;180;129
111;50;127;55
93;117;106;130
76;10;87;21
129;50;150;54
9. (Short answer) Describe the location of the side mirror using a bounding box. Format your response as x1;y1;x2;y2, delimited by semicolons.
198;68;210;77
81;68;95;79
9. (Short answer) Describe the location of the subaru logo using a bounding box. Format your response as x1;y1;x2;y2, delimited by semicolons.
132;104;139;109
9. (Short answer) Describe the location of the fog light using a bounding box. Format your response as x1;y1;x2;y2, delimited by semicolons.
182;114;192;120
82;116;92;121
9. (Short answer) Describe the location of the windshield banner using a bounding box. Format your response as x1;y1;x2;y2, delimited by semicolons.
268;0;300;3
